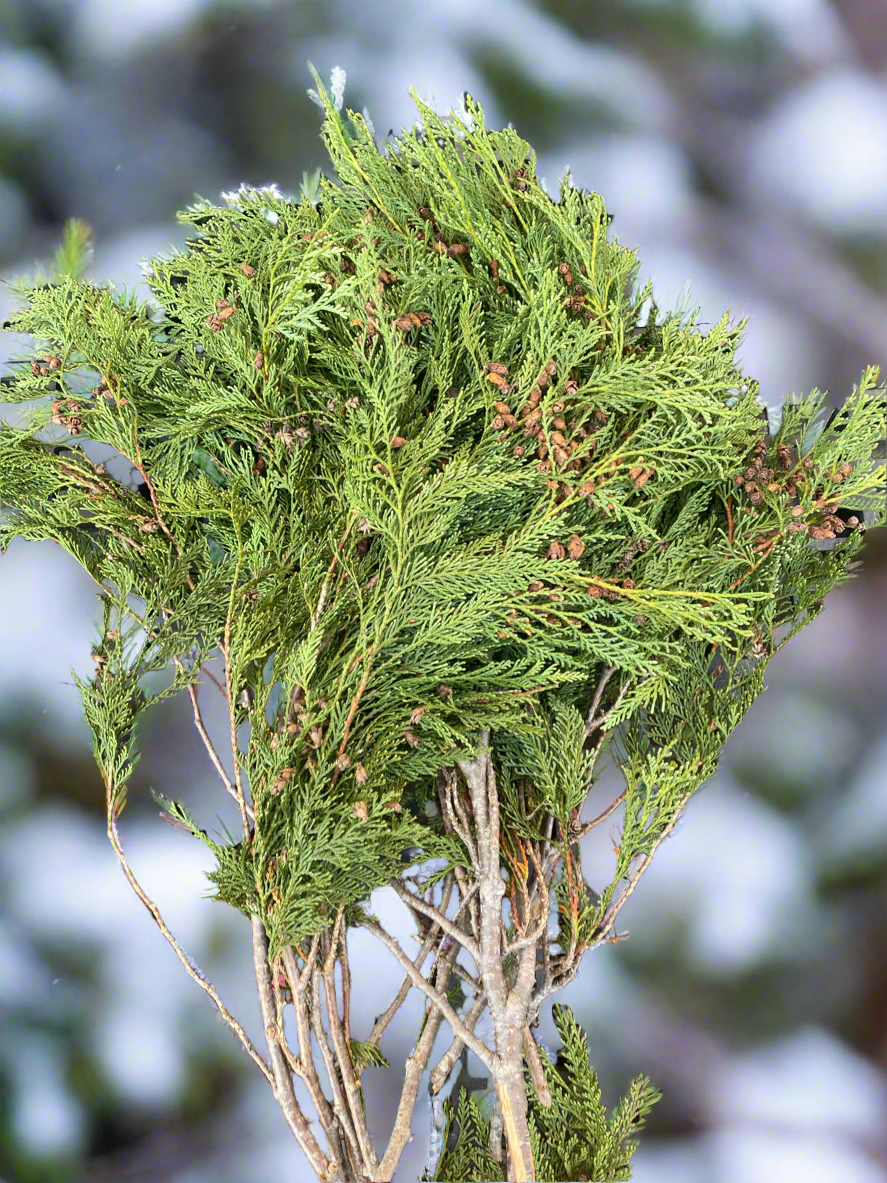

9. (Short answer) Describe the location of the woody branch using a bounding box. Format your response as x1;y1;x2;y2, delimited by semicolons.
455;731;538;1182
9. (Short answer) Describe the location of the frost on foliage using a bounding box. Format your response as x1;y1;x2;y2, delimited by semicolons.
307;65;347;114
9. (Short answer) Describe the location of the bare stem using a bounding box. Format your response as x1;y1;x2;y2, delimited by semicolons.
522;1025;552;1108
578;787;627;838
368;878;455;1047
251;917;332;1178
375;941;459;1182
584;664;617;735
429;991;488;1094
457;731;537;1181
390;879;480;964
361;917;495;1071
311;967;364;1178
281;945;348;1181
106;807;272;1085
220;629;251;841
321;917;377;1177
185;680;254;821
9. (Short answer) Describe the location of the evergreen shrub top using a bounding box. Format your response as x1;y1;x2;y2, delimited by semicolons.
1;82;884;965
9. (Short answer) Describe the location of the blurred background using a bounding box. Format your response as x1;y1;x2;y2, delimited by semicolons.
1;0;886;1180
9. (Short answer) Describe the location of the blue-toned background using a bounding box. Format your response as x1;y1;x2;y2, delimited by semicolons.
1;1;886;1180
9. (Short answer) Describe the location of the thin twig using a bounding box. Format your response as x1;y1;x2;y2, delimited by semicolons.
251;917;331;1177
299;931;322;993
390;879;480;964
438;773;480;934
221;625;251;841
504;842;549;956
523;1025;552;1108
185;681;254;821
367;919;448;1047
595;792;694;940
106;808;272;1085
429;991;489;1095
310;516;354;633
200;662;228;698
338;919;352;1049
529;955;583;1027
577;787;627;839
451;878;480;927
448;962;482;995
311;967;363;1177
281;946;347;1182
448;775;479;868
124;425;195;589
375;941;459;1183
270;952;303;1079
361;917;496;1071
584;664;617;735
584;678;631;739
321;917;377;1177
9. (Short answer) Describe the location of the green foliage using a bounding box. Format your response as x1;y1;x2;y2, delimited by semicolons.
529;1005;660;1182
422;1089;506;1183
2;215;94;299
349;1038;390;1073
53;217;94;282
424;1004;660;1182
0;75;884;1172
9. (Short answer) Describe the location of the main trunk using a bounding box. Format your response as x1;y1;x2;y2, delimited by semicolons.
494;1024;536;1181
